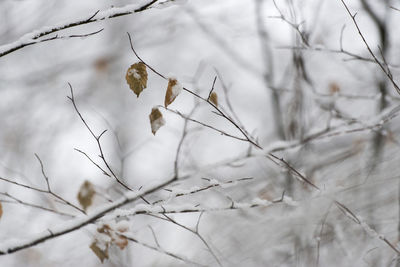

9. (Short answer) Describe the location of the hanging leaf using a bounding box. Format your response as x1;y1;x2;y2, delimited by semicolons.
164;78;183;107
125;62;148;97
90;241;109;263
149;107;165;135
209;92;218;107
0;202;2;219
114;234;128;250
77;180;96;211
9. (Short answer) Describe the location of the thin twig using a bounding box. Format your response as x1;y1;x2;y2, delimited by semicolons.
67;83;133;191
339;0;400;95
153;177;253;204
34;154;86;214
207;76;218;100
0;176;47;193
124;233;207;266
173;102;200;179
0;192;74;217
34;154;50;191
74;148;111;177
156;213;223;267
267;154;320;190
160;106;249;143
148;226;160;248
334;200;400;255
0;165;85;215
271;0;310;47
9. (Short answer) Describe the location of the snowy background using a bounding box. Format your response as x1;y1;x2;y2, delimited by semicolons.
1;0;400;266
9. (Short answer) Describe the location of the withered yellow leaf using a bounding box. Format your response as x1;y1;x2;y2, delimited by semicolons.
209;92;218;107
77;180;96;211
149;107;165;135
164;78;182;107
126;62;148;97
97;224;111;234
90;241;109;263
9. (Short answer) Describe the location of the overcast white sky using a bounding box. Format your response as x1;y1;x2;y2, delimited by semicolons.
1;0;400;266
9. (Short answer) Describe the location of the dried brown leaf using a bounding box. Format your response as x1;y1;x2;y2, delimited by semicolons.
126;62;148;97
209;92;218;107
164;78;182;107
90;241;109;263
149;107;165;135
77;180;96;211
115;235;128;250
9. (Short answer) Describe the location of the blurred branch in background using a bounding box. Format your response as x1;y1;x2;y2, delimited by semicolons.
0;0;158;58
1;0;400;266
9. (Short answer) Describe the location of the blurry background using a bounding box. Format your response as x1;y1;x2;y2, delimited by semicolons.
1;0;400;266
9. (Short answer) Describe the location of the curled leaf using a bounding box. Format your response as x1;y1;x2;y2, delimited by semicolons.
126;62;148;97
149;107;165;135
209;92;218;107
164;78;183;107
90;241;109;263
77;180;96;211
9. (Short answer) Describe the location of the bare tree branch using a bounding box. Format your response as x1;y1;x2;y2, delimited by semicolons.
0;1;159;58
339;0;400;95
124;233;207;266
0;175;177;255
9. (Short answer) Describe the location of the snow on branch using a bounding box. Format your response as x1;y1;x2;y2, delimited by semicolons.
0;0;159;58
106;195;294;219
153;177;254;204
335;201;400;255
0;176;176;255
